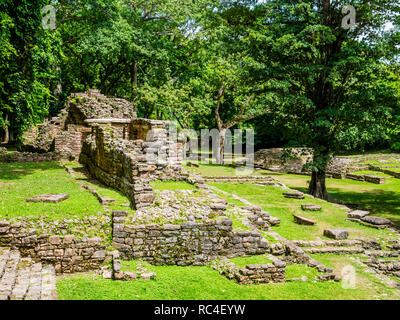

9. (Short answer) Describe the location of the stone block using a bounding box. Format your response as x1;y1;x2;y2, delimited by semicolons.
293;215;316;226
301;204;322;211
26;194;70;203
323;229;349;240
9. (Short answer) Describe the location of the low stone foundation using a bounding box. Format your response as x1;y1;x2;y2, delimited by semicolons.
211;258;286;284
80;120;184;209
365;258;400;278
112;211;270;266
201;175;284;187
0;150;62;163
0;218;109;274
235;262;286;284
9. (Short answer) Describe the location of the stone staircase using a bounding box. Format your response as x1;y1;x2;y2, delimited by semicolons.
202;175;283;186
0;248;57;300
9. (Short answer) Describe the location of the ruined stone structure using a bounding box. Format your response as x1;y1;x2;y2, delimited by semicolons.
0;218;109;274
22;90;137;159
254;148;313;173
80;118;184;209
20;89;185;209
112;212;269;266
254;148;356;175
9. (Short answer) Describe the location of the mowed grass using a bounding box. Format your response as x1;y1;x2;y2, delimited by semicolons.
270;172;400;228
183;162;270;177
57;255;399;300
351;170;393;177
0;162;104;220
210;183;394;241
64;161;135;214
229;255;272;267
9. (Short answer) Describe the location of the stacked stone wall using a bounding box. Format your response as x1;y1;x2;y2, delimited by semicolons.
112;212;270;266
0;218;109;274
0;149;62;163
80;121;184;208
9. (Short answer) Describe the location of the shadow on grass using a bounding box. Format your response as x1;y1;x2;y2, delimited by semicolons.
264;172;400;228
327;188;400;227
0;161;63;181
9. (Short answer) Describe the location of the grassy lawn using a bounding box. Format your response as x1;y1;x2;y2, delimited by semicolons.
2;160;399;300
183;162;270;177
351;170;393;177
57;254;399;300
229;255;273;267
64;161;135;213
0;162;105;220
269;172;400;228
210;182;395;241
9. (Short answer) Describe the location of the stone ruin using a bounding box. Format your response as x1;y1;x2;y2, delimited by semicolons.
20;89;184;209
3;91;397;293
80;118;184;209
254;148;356;177
22;89;137;159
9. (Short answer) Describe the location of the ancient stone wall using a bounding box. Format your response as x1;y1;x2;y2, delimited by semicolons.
254;148;312;173
0;148;62;163
254;148;356;174
80;120;184;209
112;212;270;266
0;219;109;274
54;125;92;159
21;90;137;159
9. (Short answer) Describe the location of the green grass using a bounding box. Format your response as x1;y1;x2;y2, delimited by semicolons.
385;167;400;172
271;172;400;228
57;258;399;300
0;162;105;220
183;162;270;177
211;188;246;207
121;260;155;272
150;181;197;191
64;161;135;214
210;182;394;241
351;171;392;177
285;264;322;280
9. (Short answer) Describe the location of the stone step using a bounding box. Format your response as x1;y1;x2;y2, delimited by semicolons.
0;250;20;300
0;248;57;300
25;263;43;300
10;258;32;300
303;247;365;255
0;248;10;279
41;265;57;300
293;240;364;248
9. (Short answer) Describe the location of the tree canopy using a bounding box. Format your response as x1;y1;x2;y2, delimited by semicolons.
0;0;399;199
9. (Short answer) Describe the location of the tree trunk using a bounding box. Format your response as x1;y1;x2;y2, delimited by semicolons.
3;112;9;144
216;128;226;165
308;170;329;200
132;61;138;87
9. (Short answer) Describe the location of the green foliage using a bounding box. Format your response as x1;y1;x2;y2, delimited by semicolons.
241;0;400;172
0;0;61;141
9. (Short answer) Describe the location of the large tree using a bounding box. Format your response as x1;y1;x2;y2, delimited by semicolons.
243;0;400;199
0;0;61;143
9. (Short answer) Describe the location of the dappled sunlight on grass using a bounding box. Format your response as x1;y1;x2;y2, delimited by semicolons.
57;259;399;300
0;161;105;220
210;182;395;241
